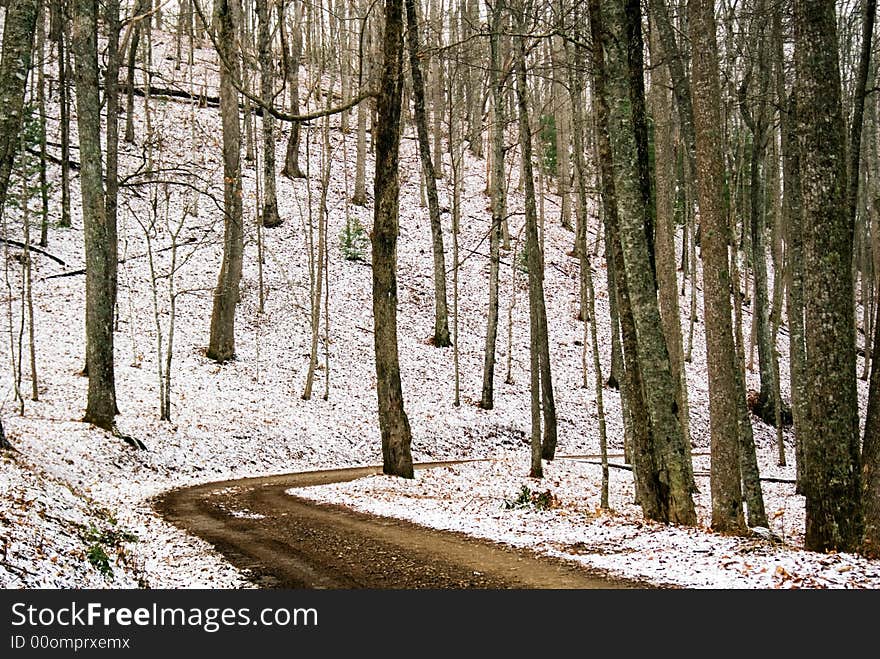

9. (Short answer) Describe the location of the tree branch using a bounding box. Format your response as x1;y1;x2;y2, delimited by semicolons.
191;0;377;123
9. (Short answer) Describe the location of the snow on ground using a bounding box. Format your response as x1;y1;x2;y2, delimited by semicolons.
1;24;878;589
293;455;880;589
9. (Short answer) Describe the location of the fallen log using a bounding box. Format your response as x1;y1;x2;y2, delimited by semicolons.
119;81;220;108
1;239;67;266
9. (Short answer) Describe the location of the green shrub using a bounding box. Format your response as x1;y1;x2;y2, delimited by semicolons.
339;219;369;262
86;541;113;578
80;519;139;580
503;484;556;511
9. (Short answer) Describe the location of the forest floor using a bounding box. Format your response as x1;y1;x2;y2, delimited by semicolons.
1;27;880;589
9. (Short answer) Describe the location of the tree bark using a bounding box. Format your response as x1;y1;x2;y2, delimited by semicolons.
779;79;807;490
566;17;609;506
594;0;696;525
256;0;282;227
71;0;118;429
281;0;305;180
405;0;451;348
863;259;880;556
464;0;483;158
795;0;863;552
689;0;749;533
649;25;692;469
372;0;414;479
207;0;245;363
105;0;121;338
550;33;571;231
37;6;50;247
648;0;697;178
857;0;880;561
0;0;40;219
124;0;148;145
511;3;558;461
480;0;506;409
511;5;554;471
0;417;10;450
57;2;72;228
738;4;780;425
351;0;370;202
430;0;444;178
846;0;877;228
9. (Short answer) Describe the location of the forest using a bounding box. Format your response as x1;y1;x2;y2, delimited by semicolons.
1;0;880;589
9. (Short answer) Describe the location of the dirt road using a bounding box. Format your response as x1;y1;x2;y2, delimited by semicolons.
154;461;650;589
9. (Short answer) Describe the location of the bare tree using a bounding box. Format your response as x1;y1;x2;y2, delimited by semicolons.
256;0;282;227
71;0;118;429
649;24;692;468
207;0;245;363
689;0;750;533
796;0;863;552
405;0;451;347
480;0;507;409
372;0;414;478
0;0;40;217
281;0;306;179
591;0;696;524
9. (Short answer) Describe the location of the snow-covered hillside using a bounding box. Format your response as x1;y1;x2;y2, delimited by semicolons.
1;26;878;589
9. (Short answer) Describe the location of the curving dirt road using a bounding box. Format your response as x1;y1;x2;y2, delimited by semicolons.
154;461;652;589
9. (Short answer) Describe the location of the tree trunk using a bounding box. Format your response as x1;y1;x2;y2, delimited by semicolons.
58;2;73;228
737;9;781;425
566;19;609;505
336;0;351;135
281;0;305;180
593;0;696;525
846;0;877;229
591;1;643;481
689;0;748;533
0;0;40;218
464;0;482;158
303;119;331;400
480;0;506;409
550;33;571;231
536;262;557;458
352;98;368;204
0;417;9;450
795;0;863;552
862;16;880;557
648;0;697;178
71;0;118;429
351;0;370;202
513;33;544;477
863;260;880;556
431;0;444;178
207;0;245;363
404;0;451;348
105;0;121;338
124;0;148;145
779;77;807;489
511;4;558;461
37;6;50;247
649;25;692;467
372;0;414;479
256;0;282;227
